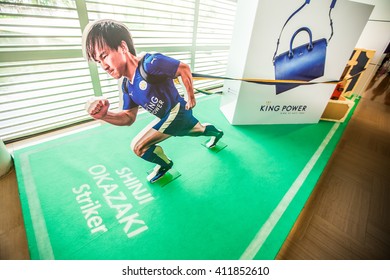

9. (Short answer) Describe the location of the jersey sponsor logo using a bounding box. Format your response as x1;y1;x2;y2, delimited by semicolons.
145;96;164;115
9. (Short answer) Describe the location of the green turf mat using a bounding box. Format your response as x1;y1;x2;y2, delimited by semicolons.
13;95;357;260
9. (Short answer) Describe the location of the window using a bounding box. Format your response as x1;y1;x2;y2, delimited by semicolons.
0;0;236;142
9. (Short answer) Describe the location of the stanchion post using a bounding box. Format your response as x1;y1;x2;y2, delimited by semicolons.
0;139;13;178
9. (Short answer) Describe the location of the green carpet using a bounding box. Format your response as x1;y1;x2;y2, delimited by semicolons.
13;95;357;260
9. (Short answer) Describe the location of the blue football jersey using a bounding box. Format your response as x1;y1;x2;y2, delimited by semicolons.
122;53;186;119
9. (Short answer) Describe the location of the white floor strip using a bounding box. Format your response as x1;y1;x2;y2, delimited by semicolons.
21;152;54;259
10;123;102;152
240;122;340;260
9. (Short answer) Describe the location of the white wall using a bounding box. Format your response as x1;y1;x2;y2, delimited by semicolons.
351;0;390;94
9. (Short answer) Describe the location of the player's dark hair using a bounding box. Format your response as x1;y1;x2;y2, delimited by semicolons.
85;19;136;61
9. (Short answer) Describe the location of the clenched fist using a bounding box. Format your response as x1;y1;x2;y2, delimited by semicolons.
85;97;110;119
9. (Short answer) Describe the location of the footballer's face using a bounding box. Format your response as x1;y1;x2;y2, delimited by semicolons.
93;43;127;79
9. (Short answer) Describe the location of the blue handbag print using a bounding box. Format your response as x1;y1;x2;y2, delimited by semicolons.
272;0;337;94
274;27;327;94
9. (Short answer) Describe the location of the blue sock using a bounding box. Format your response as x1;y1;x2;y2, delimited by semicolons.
203;125;221;137
141;145;171;167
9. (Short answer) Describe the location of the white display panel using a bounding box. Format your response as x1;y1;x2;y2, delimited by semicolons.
221;0;374;124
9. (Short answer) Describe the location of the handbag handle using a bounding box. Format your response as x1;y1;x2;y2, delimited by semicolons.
273;0;310;63
288;27;313;58
273;0;337;63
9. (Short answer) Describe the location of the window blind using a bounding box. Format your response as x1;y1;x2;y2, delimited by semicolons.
0;0;236;142
0;0;95;141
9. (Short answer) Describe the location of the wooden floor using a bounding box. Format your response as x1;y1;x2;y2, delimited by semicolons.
277;76;390;259
1;85;389;260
